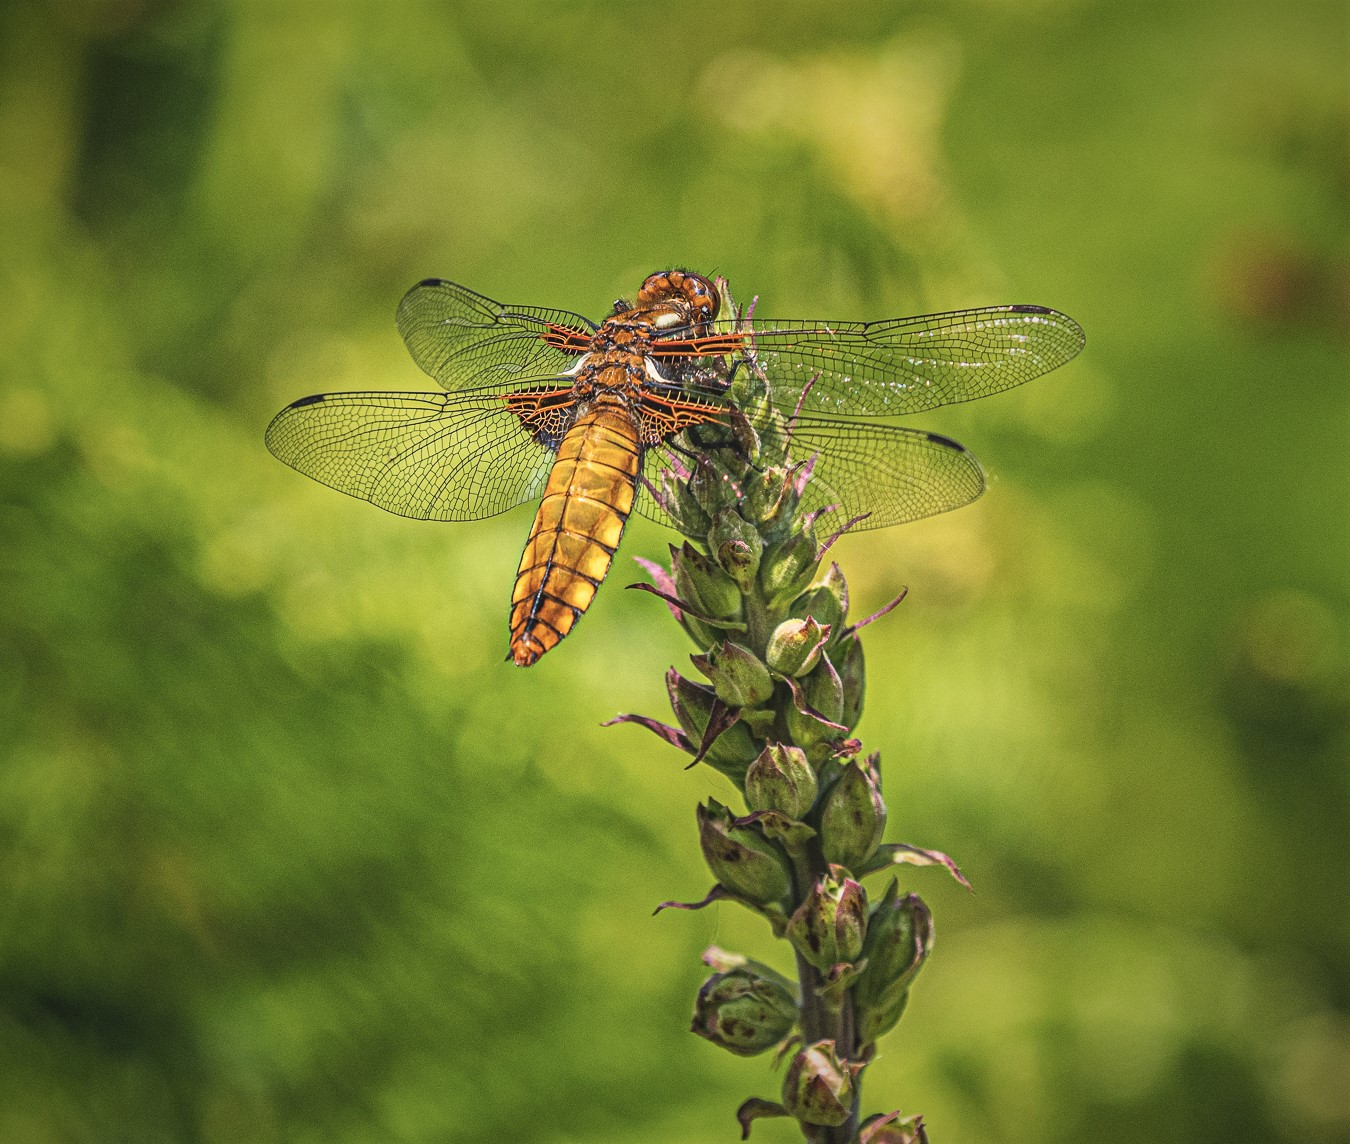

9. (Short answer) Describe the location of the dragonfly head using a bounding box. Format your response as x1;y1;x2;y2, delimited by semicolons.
632;269;719;336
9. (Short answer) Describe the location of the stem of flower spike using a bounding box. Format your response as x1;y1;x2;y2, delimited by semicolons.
788;847;862;1144
613;279;954;1144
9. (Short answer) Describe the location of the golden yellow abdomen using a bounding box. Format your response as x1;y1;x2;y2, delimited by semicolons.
509;404;641;666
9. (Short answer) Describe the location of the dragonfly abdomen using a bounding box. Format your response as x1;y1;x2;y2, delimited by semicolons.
509;404;640;666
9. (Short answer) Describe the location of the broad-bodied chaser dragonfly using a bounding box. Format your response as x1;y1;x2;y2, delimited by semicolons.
266;270;1084;665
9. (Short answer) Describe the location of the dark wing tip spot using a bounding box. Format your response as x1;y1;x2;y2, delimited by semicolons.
288;393;326;408
1009;304;1054;315
925;431;967;451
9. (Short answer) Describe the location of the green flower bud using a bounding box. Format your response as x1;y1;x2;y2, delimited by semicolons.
691;967;797;1056
693;641;774;709
759;527;820;606
728;406;762;463
785;654;846;748
743;465;797;526
786;868;867;971
671;542;742;620
820;754;887;871
819;561;849;614
853;881;934;1046
668;668;717;743
765;616;830;678
688;457;730;517
744;744;818;820
701;724;762;786
696;800;792;906
709;509;763;590
860;1113;929;1144
781;1040;859;1128
667;669;760;784
836;633;865;732
790;562;849;633
662;471;711;539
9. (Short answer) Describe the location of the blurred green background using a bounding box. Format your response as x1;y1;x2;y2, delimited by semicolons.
1;1;1346;1141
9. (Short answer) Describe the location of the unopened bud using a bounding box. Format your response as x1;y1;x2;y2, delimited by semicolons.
709;509;763;590
745;744;817;820
820;754;886;871
853;881;934;1045
691;967;797;1056
836;633;865;732
861;1113;929;1144
759;527;819;606
696;800;792;906
663;472;711;539
671;542;742;619
694;641;774;709
765;616;830;678
791;562;849;632
786;868;866;971
781;1040;859;1128
668;668;717;743
666;669;760;783
785;654;846;747
744;465;797;526
687;456;728;517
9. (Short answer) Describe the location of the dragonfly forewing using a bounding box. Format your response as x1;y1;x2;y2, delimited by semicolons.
397;279;595;391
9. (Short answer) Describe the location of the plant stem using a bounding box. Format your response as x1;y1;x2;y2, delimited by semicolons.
791;845;862;1143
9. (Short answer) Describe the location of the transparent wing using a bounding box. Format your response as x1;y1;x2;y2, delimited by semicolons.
396;278;596;391
265;382;556;521
650;305;1085;417
635;416;984;532
786;417;985;530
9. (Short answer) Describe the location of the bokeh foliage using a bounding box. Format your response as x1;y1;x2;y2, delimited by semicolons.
0;1;1346;1142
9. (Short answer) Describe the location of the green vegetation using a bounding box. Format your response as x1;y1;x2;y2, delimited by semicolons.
1;2;1345;1142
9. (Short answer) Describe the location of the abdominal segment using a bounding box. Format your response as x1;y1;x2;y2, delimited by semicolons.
509;406;640;666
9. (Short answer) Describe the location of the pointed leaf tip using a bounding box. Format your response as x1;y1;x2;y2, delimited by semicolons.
857;843;972;889
844;587;909;637
602;712;693;753
735;1098;790;1139
654;884;730;916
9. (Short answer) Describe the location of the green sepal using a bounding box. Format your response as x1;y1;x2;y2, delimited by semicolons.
667;669;760;784
836;633;865;732
672;542;743;620
820;753;887;872
694;640;775;709
662;470;712;539
785;867;867;972
743;464;798;528
709;508;764;590
696;799;793;907
692;964;798;1057
745;743;818;820
785;655;846;747
855;843;970;889
736;1098;791;1139
781;1040;862;1129
790;563;849;634
759;527;820;608
701;944;798;994
765;616;831;678
852;880;934;1047
740;808;817;854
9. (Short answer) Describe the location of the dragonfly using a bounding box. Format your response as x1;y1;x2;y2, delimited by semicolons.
266;270;1084;666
